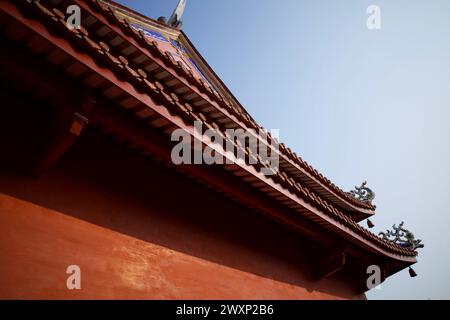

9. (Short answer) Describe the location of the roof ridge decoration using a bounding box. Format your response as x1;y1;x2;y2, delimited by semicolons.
10;0;418;259
379;222;424;251
378;222;424;277
349;181;375;203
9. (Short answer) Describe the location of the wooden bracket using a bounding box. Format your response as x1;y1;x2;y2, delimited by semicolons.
314;249;347;281
32;111;89;177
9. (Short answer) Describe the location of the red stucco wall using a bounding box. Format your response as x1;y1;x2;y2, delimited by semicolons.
0;129;358;300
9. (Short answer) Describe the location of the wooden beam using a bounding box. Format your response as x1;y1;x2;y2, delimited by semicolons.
33;112;88;177
314;249;347;281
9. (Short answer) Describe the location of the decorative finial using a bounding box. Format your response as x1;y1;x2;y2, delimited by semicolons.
157;16;167;24
167;0;186;28
349;181;375;202
378;221;424;251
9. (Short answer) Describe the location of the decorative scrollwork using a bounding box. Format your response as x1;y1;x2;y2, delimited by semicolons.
349;181;375;202
379;221;424;251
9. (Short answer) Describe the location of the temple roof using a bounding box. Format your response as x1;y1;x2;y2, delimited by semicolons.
103;0;377;220
0;0;418;276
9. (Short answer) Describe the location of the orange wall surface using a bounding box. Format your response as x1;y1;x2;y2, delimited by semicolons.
0;122;358;299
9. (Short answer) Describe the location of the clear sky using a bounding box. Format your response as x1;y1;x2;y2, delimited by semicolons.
115;0;450;299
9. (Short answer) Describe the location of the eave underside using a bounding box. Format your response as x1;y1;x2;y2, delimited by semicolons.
94;0;378;220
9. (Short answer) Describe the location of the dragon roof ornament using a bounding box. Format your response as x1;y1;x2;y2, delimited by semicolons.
379;221;424;251
349;181;375;203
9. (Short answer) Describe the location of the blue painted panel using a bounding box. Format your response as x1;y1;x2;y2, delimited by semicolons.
170;39;187;53
130;23;168;43
189;58;207;79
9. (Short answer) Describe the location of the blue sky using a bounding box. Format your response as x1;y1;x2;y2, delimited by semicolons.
115;0;450;299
